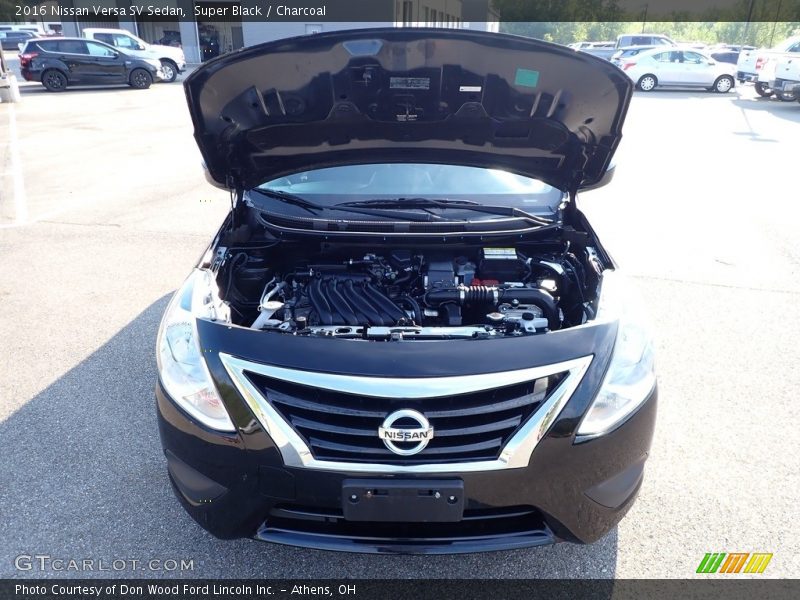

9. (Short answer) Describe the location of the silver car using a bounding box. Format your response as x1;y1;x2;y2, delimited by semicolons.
611;45;656;67
620;47;737;93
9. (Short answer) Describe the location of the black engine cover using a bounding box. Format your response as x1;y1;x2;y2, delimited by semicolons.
307;275;408;327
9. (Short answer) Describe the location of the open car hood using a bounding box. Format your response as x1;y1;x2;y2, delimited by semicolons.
184;28;633;193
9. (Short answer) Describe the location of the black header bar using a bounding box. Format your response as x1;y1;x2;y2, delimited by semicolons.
7;0;800;23
3;579;800;600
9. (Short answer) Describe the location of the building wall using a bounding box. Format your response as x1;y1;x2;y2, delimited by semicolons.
397;0;465;27
56;0;497;64
242;22;393;48
240;19;494;63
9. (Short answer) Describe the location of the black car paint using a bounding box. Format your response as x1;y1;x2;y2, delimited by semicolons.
18;38;157;89
156;29;656;553
0;31;34;50
183;28;633;193
709;51;740;65
157;311;656;551
156;205;657;552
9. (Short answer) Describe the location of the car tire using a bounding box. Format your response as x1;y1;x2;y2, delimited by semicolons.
713;75;734;93
160;60;178;83
41;69;67;92
636;74;658;92
754;81;773;97
776;90;796;102
129;68;153;90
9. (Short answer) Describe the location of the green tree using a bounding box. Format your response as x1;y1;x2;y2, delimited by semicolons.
501;20;800;47
1;0;21;22
1;0;44;22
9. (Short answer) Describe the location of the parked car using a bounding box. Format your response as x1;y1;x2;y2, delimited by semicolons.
678;42;709;52
771;55;800;103
158;28;657;553
18;38;163;91
707;50;740;65
0;30;34;50
0;24;43;34
620;47;736;92
579;41;617;61
595;34;674;62
82;27;185;83
616;33;675;48
708;43;754;52
157;30;182;48
611;45;656;66
736;36;800;98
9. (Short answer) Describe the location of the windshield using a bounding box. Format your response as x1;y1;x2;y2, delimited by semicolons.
254;164;564;214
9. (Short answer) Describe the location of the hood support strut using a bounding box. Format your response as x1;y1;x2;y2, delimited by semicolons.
227;174;244;227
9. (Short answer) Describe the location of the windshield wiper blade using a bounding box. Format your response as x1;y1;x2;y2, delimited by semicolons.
251;189;444;222
252;188;326;214
336;197;554;226
340;198;481;208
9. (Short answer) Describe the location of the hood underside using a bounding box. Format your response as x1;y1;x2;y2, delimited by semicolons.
184;28;633;192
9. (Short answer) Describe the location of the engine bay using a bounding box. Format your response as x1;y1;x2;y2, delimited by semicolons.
212;236;607;340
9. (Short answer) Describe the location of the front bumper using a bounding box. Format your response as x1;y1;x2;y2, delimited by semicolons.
772;78;800;97
157;380;656;553
156;318;657;553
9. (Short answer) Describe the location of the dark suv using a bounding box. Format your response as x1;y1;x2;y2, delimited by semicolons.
18;37;163;92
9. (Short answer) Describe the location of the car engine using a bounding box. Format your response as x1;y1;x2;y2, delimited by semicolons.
217;244;602;339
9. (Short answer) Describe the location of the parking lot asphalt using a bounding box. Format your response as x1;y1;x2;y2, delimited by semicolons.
1;73;799;579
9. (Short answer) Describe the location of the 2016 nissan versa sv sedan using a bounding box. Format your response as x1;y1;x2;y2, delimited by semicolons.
156;28;657;553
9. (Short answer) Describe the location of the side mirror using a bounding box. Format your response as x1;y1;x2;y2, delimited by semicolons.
137;43;146;51
579;164;616;192
707;60;716;65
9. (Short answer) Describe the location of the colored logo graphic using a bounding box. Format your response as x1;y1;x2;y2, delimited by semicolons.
696;553;773;574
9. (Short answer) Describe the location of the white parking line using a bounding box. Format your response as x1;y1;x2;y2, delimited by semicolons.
4;103;28;226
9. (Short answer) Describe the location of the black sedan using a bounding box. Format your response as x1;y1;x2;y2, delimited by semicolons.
708;50;740;65
0;30;34;50
157;28;657;554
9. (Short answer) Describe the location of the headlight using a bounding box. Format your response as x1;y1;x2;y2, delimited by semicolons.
156;270;235;431
576;270;656;440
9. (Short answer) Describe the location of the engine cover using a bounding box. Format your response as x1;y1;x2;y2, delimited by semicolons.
307;275;409;327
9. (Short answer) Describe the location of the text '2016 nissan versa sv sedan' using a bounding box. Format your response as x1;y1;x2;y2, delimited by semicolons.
156;28;657;553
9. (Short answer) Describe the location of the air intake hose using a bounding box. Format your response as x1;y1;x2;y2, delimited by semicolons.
426;285;560;330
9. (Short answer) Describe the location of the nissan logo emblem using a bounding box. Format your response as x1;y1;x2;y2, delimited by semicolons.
378;409;434;456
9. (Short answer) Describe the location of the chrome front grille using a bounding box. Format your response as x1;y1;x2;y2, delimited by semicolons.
246;373;566;464
219;353;593;473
